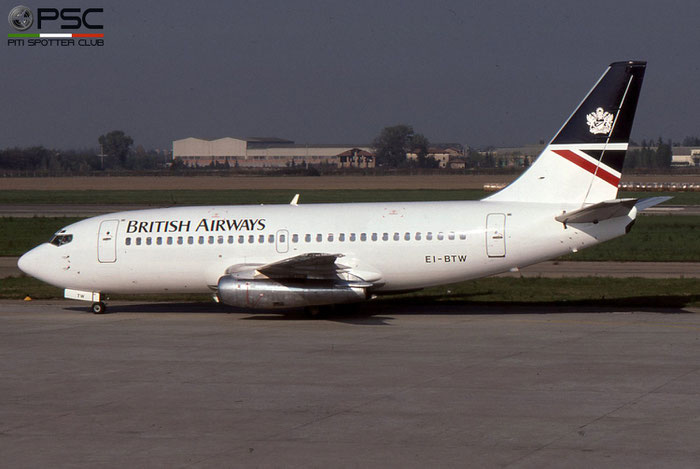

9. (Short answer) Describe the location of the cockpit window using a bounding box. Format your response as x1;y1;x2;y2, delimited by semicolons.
49;234;73;246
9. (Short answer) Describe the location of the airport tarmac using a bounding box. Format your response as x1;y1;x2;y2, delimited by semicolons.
1;300;699;468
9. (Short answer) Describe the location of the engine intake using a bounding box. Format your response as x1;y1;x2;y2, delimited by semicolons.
217;276;367;309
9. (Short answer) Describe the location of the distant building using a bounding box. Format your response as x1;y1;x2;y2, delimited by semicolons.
337;148;375;168
448;158;467;169
489;144;544;167
406;145;464;168
172;137;373;168
488;144;700;168
671;147;700;167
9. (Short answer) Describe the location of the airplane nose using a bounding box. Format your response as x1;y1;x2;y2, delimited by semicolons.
18;246;42;279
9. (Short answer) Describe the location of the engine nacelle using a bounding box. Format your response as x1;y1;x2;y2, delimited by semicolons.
216;276;367;310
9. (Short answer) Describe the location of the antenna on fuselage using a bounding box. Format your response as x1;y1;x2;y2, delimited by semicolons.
290;194;300;206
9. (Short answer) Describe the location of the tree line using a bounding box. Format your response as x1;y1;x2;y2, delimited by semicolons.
371;125;686;170
0;128;697;173
0;131;169;173
624;138;673;169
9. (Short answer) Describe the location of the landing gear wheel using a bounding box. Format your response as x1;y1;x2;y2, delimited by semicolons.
91;302;107;314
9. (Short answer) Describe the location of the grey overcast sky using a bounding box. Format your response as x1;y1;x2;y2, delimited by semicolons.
3;0;700;150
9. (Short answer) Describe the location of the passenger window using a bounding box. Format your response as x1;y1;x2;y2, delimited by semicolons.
125;237;131;246
350;233;356;242
305;234;311;242
448;232;455;240
404;232;410;241
208;236;214;244
218;236;224;244
227;235;234;244
371;233;378;241
416;232;422;240
459;233;467;240
328;233;334;242
339;233;345;242
146;237;152;245
393;233;399;241
189;236;195;245
136;237;142;246
157;237;162;245
248;235;255;243
427;232;433;240
382;233;389;241
238;235;245;244
292;234;299;243
199;236;205;245
177;236;184;245
437;232;444;240
268;235;274;243
316;234;322;242
167;237;173;245
360;233;367;241
279;234;286;243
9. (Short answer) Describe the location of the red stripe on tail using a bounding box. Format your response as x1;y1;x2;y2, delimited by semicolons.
552;149;620;187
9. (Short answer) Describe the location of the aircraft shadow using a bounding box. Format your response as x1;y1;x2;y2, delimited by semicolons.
63;292;698;325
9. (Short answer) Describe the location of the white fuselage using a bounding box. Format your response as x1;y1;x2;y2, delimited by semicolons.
18;200;634;295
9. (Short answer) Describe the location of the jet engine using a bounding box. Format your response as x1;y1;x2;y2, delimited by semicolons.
216;276;367;309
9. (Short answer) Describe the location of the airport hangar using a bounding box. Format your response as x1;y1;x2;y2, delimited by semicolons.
172;136;468;169
172;137;376;169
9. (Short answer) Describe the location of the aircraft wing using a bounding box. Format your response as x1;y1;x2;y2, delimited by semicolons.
224;252;379;284
257;252;349;280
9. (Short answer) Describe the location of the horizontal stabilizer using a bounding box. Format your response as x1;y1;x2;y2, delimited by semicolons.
634;196;673;212
555;198;637;225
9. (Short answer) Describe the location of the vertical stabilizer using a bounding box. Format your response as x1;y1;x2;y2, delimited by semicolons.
486;61;646;205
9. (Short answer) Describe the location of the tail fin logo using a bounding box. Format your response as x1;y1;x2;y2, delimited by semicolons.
586;107;614;135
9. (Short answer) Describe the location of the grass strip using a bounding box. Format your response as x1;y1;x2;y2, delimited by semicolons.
0;189;697;205
0;217;84;256
0;189;487;205
560;215;700;261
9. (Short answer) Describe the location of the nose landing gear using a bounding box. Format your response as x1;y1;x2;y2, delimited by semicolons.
65;289;107;314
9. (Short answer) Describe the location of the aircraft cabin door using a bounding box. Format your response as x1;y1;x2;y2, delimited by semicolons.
486;213;506;258
98;219;119;263
276;229;289;253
